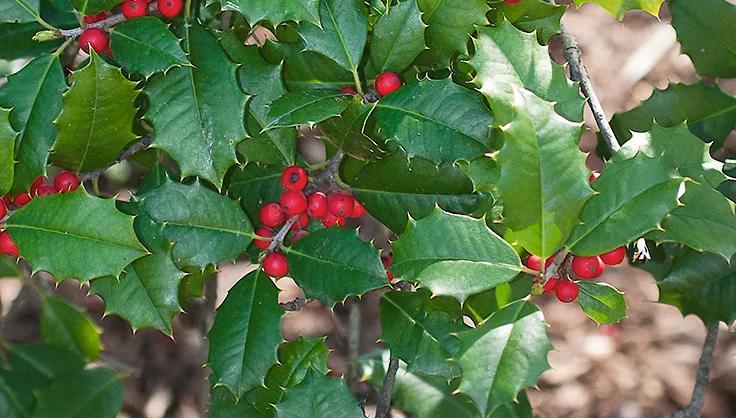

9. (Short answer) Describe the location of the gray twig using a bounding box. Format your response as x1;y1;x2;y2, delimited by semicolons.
305;150;345;194
667;324;719;418
267;216;298;252
81;136;151;181
375;356;400;418
279;297;306;312
58;3;158;38
347;300;361;384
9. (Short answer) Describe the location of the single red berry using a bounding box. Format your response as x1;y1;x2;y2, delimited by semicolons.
79;28;109;54
589;171;600;183
122;0;148;18
375;71;402;96
386;271;395;281
281;165;308;191
555;280;579;303
351;199;366;218
157;0;183;18
321;212;342;228
54;171;80;193
0;200;6;219
328;192;354;218
340;86;357;95
525;255;552;272
35;185;56;197
280;191;308;216
29;176;44;196
381;252;393;269
291;230;309;244
254;227;273;250
262;252;288;278
12;193;32;207
504;0;523;4
600;246;627;266
0;231;19;258
83;11;110;24
259;203;285;228
290;213;309;231
307;192;328;218
571;255;605;279
543;277;560;294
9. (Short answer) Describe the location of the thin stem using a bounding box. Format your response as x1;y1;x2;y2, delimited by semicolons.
351;69;364;96
347;300;361;383
305;150;345;194
267;216;298;252
35;15;59;32
184;0;193;21
375;356;399;418
58;3;157;38
53;37;74;56
81;136;151;181
667;324;719;418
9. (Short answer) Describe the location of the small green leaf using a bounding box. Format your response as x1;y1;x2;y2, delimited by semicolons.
274;369;363;418
319;101;383;160
109;17;190;78
0;108;17;196
416;0;489;68
31;367;123;418
228;163;285;222
577;281;627;324
223;0;320;26
0;0;40;23
40;297;101;361
489;0;565;44
265;90;352;129
367;0;426;75
573;0;664;19
263;40;354;91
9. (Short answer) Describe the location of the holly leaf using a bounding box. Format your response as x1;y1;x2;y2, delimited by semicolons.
228;163;285;222
68;0;120;15
416;0;489;68
265;90;353;129
670;0;736;78
470;20;584;122
0;108;17;196
207;270;284;399
52;51;139;172
221;0;320;26
298;0;367;74
109;17;190;78
263;40;354;91
178;266;215;304
0;0;40;23
210;387;260;418
577;281;627;325
367;0;426;76
489;0;564;44
495;88;591;258
0;54;66;195
380;290;464;379
274;369;363;418
91;251;186;334
319;101;383;160
454;300;551;416
31;367;123;418
572;0;664;19
373;78;494;163
463;275;533;324
0;22;64;59
6;189;147;281
138;180;253;270
286;228;386;306
144;23;246;188
392;209;522;302
566;153;683;256
40;296;101;361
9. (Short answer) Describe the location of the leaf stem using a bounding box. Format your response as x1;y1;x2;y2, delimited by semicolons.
352;69;364;96
53;37;75;56
184;0;193;21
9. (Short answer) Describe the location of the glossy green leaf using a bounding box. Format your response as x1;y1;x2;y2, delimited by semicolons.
274;369;363;418
0;108;16;196
178;266;215;304
52;52;139;172
222;0;320;26
264;40;354;91
207;270;284;399
488;0;564;44
373;78;494;163
286;228;386;306
228;163;285;221
0;22;63;59
0;54;66;195
109;17;190;78
416;0;489;68
144;23;246;188
210;387;260;417
6;190;147;281
31;367;123;418
454;300;551;415
0;0;40;23
367;0;426;75
265;90;352;129
573;0;664;19
392;209;522;302
68;0;119;15
576;281;627;325
40;297;101;361
92;251;186;334
470;21;584;122
670;0;736;78
319;101;383;160
138;180;253;270
463;275;533;324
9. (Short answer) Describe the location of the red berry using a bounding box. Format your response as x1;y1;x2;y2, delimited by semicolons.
291;230;309;244
544;277;560;294
600;246;627;266
254;227;273;250
83;12;110;24
340;86;357;95
0;200;6;219
0;231;19;258
281;165;308;191
280;191;308;216
122;0;148;18
328;192;354;218
262;252;288;278
555;280;579;303
381;252;393;269
307;192;328;218
12;193;32;207
375;71;402;96
525;255;552;272
79;28;109;54
351;199;366;218
571;255;605;279
589;171;600;183
504;0;522;4
321;212;343;228
157;0;183;17
259;203;285;228
29;176;44;196
35;185;56;197
386;271;395;281
54;171;80;193
1;196;10;208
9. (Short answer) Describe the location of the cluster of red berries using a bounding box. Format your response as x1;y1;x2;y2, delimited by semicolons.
78;0;183;55
256;165;368;279
0;171;80;258
340;71;403;98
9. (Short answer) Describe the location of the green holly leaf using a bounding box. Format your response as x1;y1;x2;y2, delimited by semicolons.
109;17;190;78
228;163;285;222
463;275;533;324
274;369;363;418
298;0;367;74
210;387;260;418
373;78;494;163
320;101;383;160
67;0;119;15
470;20;584;122
380;290;464;379
32;367;123;418
495;88;591;258
221;0;320;26
40;296;101;361
392;209;522;302
0;108;17;196
576;281;627;325
0;22;63;59
52;52;139;172
0;54;66;195
670;0;736;78
138;180;253;270
91;251;186;334
367;0;426;76
178;266;215;304
489;0;564;44
265;90;353;129
263;40;354;91
572;0;664;19
207;270;284;399
566;153;683;256
144;23;246;188
454;300;551;416
286;228;386;306
0;0;40;23
416;0;489;68
6;190;147;281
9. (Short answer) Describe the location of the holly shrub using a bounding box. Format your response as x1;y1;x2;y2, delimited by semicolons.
0;0;735;416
